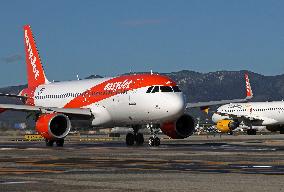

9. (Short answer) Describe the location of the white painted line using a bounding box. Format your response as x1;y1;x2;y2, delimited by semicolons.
1;181;37;185
0;148;13;150
252;165;272;168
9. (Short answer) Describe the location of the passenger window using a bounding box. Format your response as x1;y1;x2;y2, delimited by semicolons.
172;86;181;92
146;86;154;93
160;86;173;92
151;86;160;93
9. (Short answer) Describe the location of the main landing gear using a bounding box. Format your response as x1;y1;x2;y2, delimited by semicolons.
148;137;160;147
126;125;144;146
45;138;65;147
125;124;161;147
246;121;257;135
247;129;257;135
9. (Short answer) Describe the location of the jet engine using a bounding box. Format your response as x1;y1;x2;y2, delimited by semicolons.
0;109;5;113
216;120;239;133
35;113;71;140
160;114;195;139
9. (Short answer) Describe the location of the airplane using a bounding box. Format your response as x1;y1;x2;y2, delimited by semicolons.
0;25;252;147
212;76;284;135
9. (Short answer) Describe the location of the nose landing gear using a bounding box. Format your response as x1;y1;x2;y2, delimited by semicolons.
148;124;161;147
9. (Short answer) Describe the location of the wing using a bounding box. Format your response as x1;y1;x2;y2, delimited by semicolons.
0;93;27;100
186;73;253;109
187;98;250;108
0;103;92;117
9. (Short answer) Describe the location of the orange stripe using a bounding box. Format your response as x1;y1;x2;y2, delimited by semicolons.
64;74;176;108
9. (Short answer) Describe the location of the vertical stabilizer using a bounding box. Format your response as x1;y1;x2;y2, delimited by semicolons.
245;73;253;99
23;25;49;87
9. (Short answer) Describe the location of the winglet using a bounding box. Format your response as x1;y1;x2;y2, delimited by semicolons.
23;25;49;88
245;73;253;99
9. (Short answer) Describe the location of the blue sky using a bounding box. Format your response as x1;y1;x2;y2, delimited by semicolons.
0;0;283;87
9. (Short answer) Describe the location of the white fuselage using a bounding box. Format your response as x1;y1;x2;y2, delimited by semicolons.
212;101;284;126
33;78;185;127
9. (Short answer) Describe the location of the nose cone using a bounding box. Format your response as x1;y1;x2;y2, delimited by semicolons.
162;93;185;120
212;113;223;123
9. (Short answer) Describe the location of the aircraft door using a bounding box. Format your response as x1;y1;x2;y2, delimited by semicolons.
128;89;138;121
129;90;137;106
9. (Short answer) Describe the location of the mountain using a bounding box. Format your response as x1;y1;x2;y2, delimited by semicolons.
165;70;284;102
85;75;104;79
1;70;284;127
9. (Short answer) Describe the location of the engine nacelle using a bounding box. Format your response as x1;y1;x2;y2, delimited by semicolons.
0;108;6;113
160;114;195;139
35;113;71;140
216;120;239;133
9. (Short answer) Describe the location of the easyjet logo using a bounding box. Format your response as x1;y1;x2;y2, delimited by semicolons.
104;79;133;91
25;30;40;80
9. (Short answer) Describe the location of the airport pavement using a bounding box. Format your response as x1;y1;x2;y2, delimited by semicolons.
0;135;284;192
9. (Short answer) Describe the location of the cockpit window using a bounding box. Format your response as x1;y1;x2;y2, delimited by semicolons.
146;86;154;93
172;86;181;92
160;86;173;92
151;86;160;93
147;86;181;93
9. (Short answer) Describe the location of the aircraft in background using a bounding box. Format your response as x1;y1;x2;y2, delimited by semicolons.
0;25;252;147
212;78;284;135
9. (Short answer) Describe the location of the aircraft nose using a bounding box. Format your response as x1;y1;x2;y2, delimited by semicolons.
212;113;222;123
165;93;185;118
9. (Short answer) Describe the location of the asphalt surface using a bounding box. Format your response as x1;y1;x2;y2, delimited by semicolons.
1;135;284;192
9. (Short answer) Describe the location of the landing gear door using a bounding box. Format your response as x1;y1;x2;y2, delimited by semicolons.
128;89;138;121
129;90;137;106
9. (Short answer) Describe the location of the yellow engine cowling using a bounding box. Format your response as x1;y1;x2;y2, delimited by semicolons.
216;120;235;133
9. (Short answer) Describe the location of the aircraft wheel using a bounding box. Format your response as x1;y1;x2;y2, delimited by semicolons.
149;137;160;147
45;139;54;147
247;129;256;135
280;129;284;134
154;137;160;146
247;129;252;135
251;129;257;135
149;137;154;146
126;133;135;146
135;133;144;145
56;139;64;147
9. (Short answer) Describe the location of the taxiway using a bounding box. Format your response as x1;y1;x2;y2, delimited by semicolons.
0;135;284;192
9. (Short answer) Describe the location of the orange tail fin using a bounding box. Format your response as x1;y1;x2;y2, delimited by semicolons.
245;73;253;99
24;25;49;87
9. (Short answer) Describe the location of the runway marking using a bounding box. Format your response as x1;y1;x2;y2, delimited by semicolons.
232;165;273;168
1;154;283;176
0;181;37;185
1;159;284;175
0;167;64;175
0;148;14;150
1;138;284;176
252;165;272;168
